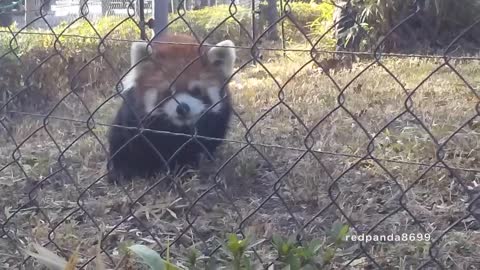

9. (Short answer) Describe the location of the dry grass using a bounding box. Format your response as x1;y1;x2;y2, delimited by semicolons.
1;49;480;269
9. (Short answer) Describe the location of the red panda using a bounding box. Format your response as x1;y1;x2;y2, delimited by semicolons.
106;34;236;183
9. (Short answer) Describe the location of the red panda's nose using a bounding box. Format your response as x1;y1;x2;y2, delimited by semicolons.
176;103;190;118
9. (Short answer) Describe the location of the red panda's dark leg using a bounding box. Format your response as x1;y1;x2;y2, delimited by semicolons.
107;91;159;182
107;119;140;183
195;102;232;160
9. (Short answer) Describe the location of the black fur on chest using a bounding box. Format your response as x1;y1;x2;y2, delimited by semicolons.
106;89;232;183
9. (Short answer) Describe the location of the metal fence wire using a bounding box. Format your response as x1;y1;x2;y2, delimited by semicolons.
1;0;480;269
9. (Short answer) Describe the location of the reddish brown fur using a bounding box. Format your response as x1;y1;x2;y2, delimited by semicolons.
134;34;225;102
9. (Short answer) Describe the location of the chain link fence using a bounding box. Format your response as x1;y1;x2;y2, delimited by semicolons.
0;0;154;29
1;0;480;269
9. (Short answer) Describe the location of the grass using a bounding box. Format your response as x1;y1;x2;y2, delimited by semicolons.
1;45;480;269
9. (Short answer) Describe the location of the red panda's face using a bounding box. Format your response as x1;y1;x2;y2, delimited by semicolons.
122;34;236;127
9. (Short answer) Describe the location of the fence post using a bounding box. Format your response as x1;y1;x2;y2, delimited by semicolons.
102;0;109;15
135;0;141;14
152;0;168;38
251;0;258;64
279;0;285;55
138;0;147;40
78;0;87;16
24;0;41;25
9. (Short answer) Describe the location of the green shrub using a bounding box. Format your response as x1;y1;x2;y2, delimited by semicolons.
0;4;336;112
167;3;335;47
287;2;336;48
287;2;335;29
1;3;335;53
167;5;252;46
351;0;480;51
0;16;137;112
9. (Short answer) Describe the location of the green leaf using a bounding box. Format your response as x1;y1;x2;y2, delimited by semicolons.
322;247;336;265
227;234;241;254
186;247;200;268
272;234;284;249
281;243;291;256
336;224;350;244
307;239;323;255
328;222;349;245
22;243;68;270
128;244;178;270
286;253;302;270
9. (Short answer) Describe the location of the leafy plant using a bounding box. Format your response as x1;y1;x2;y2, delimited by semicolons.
272;222;349;269
184;247;203;270
128;244;180;270
347;0;480;51
167;5;251;46
224;233;253;270
270;2;335;47
167;3;335;46
304;2;336;48
0;3;337;113
24;223;350;270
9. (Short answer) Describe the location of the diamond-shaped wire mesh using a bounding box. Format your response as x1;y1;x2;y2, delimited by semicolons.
1;0;480;269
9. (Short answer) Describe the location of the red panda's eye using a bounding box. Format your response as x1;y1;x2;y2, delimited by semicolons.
191;87;202;97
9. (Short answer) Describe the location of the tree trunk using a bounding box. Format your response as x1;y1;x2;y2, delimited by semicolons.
25;0;41;25
101;0;109;15
134;0;140;16
78;0;88;16
262;0;279;40
184;0;191;10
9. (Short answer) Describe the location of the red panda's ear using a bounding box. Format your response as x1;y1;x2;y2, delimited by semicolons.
130;41;152;69
122;41;153;90
207;40;236;78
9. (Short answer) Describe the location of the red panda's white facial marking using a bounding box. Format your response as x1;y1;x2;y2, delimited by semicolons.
188;80;223;113
206;86;223;113
123;34;236;127
162;92;208;126
143;80;223;126
143;88;160;115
